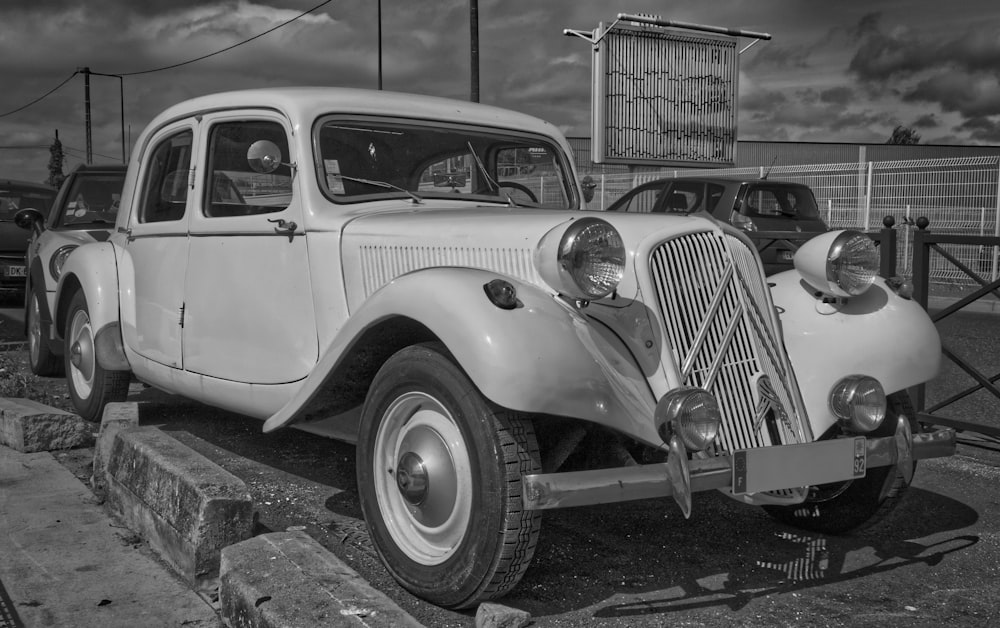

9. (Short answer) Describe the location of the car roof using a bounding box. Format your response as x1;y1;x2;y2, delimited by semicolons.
664;175;811;188
66;163;128;175
0;178;56;191
140;87;565;148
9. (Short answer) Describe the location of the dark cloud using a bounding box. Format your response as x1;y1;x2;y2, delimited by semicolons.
912;114;939;129
819;86;853;106
958;116;1000;143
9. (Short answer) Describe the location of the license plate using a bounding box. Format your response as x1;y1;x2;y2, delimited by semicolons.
780;250;795;261
2;265;26;278
732;437;866;495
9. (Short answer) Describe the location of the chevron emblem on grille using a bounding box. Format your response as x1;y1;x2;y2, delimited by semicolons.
752;373;789;432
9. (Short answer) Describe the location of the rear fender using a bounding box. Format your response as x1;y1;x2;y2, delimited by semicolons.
264;268;659;444
54;242;128;370
769;270;940;436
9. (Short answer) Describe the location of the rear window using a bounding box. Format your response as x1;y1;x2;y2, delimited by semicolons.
743;184;820;219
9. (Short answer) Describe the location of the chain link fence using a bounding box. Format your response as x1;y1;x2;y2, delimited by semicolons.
574;156;1000;287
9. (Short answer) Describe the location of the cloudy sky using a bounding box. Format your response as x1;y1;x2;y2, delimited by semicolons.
1;0;999;183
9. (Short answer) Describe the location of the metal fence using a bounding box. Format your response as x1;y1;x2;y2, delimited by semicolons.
577;156;1000;286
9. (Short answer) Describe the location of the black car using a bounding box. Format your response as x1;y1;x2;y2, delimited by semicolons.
606;175;828;274
0;179;57;292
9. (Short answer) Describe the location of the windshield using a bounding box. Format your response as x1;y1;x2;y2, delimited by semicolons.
315;117;574;209
742;184;821;220
0;184;56;221
58;173;125;227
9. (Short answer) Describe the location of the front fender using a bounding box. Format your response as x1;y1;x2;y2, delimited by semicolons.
54;242;127;369
264;268;659;444
770;270;940;436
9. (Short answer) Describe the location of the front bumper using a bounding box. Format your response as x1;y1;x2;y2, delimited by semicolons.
522;416;956;516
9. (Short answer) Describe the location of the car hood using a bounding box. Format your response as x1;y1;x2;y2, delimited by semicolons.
338;206;726;309
743;214;827;234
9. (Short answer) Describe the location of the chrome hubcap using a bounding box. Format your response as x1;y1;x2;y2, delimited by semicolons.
395;451;428;505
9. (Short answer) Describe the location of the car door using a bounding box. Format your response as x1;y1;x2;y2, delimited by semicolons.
182;113;317;384
118;122;198;369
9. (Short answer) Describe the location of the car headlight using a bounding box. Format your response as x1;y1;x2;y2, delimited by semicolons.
829;375;886;433
536;217;625;300
49;245;78;281
794;230;878;297
655;387;722;452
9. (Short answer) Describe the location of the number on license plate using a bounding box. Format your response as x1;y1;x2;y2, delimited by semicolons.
780;250;795;261
3;265;26;278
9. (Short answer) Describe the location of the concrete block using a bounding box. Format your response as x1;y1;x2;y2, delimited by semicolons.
93;401;141;492
475;602;532;628
0;398;94;453
220;531;424;628
104;425;254;587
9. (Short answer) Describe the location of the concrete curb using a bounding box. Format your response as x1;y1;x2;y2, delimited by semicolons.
101;420;254;588
0;397;94;452
220;531;424;628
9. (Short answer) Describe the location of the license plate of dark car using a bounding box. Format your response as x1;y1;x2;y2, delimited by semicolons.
731;436;866;495
2;265;26;278
780;250;795;261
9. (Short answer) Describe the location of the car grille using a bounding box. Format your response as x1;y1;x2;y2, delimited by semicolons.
649;231;808;453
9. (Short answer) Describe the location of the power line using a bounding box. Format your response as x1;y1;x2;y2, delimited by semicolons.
0;71;79;119
0;0;333;121
107;0;333;76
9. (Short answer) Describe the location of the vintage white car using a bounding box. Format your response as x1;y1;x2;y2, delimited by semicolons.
53;87;955;609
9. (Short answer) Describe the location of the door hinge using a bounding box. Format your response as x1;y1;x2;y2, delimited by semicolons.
179;303;185;328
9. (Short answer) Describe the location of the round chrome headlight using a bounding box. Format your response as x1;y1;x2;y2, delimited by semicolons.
536;217;625;300
829;375;886;433
49;245;78;281
655;387;722;452
794;230;878;297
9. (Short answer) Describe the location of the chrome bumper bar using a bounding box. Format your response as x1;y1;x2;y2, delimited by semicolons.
522;418;956;514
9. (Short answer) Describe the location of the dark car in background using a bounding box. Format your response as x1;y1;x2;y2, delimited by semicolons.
0;179;57;293
14;163;127;374
606;175;828;274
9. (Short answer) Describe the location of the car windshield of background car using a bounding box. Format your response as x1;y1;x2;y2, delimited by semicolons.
61;175;125;227
315;118;573;209
744;185;820;220
0;186;56;221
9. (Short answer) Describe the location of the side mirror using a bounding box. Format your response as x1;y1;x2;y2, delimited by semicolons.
14;207;45;234
247;140;284;174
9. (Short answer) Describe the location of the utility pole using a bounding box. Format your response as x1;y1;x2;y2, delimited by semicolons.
79;67;93;164
377;0;383;90
470;0;479;102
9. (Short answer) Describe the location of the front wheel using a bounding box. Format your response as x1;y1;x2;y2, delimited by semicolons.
356;343;542;609
64;290;130;422
26;285;62;376
763;392;919;535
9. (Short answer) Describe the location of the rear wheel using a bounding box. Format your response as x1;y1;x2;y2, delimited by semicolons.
763;392;918;534
64;290;129;422
356;343;541;609
26;285;62;376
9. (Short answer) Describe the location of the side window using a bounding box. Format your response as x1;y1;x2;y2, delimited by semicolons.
139;131;192;223
204;121;292;217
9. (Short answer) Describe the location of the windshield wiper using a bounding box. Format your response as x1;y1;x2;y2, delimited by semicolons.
332;174;422;204
467;142;518;207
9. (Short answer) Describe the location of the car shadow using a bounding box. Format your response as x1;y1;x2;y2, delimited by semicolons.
135;403;981;623
507;486;978;620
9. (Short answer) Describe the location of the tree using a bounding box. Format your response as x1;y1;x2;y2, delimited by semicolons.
46;130;66;188
887;125;921;145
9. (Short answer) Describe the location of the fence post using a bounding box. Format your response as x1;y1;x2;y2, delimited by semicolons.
600;174;606;210
911;217;930;310
879;216;897;278
911;216;931;412
863;161;873;230
827;199;832;225
994;160;1000;281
